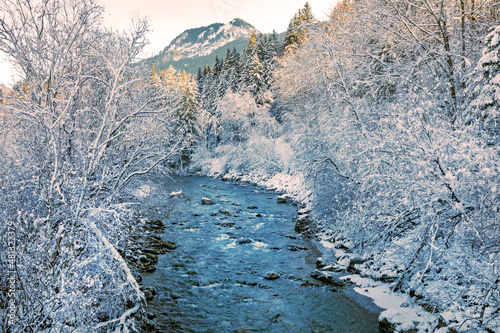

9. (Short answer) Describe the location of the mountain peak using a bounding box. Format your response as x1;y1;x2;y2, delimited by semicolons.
159;19;257;62
229;18;255;29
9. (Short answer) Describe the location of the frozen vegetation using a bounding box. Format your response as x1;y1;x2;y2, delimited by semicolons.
0;0;499;332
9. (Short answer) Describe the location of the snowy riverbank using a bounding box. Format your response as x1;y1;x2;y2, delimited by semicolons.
191;168;499;333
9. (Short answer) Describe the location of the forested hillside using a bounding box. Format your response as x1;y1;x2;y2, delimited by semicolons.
0;0;499;332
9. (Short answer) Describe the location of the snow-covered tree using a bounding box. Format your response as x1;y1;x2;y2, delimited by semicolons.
467;25;500;141
0;0;183;331
283;2;315;51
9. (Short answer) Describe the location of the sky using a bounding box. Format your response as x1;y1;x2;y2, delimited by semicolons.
0;0;336;87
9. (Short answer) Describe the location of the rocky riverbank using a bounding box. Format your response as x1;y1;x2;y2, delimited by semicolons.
207;171;493;333
117;218;179;332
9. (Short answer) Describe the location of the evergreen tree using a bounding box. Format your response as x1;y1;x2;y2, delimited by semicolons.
246;31;258;57
175;70;201;147
467;25;500;141
246;52;264;99
222;47;242;93
283;2;315;51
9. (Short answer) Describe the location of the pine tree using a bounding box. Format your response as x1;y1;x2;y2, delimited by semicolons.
246;31;258;56
468;25;500;141
175;70;201;147
283;2;315;51
222;47;242;93
246;52;264;99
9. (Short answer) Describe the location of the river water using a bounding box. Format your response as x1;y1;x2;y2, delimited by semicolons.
138;175;381;332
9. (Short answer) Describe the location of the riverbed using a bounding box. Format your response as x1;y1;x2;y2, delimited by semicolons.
137;175;381;332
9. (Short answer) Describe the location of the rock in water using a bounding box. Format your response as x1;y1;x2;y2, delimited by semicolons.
294;216;313;234
277;195;287;203
218;207;233;216
316;257;326;268
310;270;346;287
264;271;281;280
169;190;184;198
201;197;213;205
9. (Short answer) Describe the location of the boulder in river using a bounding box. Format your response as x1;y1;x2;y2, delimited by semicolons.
264;271;281;280
294;216;313;234
288;245;308;251
237;238;253;245
202;197;214;205
277;195;288;203
310;270;347;287
316;257;327;268
247;205;258;209
218;207;233;216
141;286;157;301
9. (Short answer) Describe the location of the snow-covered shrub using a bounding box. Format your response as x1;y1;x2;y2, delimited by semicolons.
0;0;184;331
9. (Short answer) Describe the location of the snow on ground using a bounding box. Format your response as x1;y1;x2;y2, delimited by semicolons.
132;184;153;197
343;274;438;332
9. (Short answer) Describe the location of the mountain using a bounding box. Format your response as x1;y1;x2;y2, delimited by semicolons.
146;18;258;74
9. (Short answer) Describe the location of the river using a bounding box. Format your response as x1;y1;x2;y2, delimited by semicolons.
136;175;381;332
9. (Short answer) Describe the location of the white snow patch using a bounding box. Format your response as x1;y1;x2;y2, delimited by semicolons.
133;184;152;197
169;189;183;197
344;275;437;332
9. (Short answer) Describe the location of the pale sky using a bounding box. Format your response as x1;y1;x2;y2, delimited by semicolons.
0;0;336;87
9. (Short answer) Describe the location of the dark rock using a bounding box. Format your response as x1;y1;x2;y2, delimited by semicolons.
294;216;313;234
379;318;396;333
347;257;366;273
310;270;346;287
337;243;351;251
288;245;308;251
237;239;253;245
202;197;214;205
143;248;161;255
219;208;233;216
146;253;158;262
277;195;287;203
255;213;263;217
164;241;178;250
316;257;326;268
148;220;165;229
145;312;156;320
300;280;319;287
142;290;154;301
264;272;281;280
247;205;258;209
141;265;156;273
141;319;155;331
379;274;397;283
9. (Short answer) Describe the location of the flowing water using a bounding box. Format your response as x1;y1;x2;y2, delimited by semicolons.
139;175;381;332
